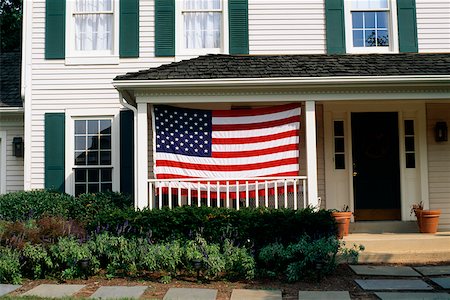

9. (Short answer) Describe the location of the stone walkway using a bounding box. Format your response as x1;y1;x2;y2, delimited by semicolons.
1;265;450;299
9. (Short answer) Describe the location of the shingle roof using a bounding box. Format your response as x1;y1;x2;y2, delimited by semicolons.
115;53;450;81
0;51;22;107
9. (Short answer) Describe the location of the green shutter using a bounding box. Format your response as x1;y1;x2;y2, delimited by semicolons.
155;0;175;57
45;0;65;59
397;0;418;53
45;113;65;192
120;0;139;57
120;110;134;197
325;0;346;54
229;0;249;55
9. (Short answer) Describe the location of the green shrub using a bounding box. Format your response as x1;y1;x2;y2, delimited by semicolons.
0;247;22;284
49;237;98;280
223;239;255;280
0;190;76;221
88;206;337;251
21;243;53;279
258;235;341;282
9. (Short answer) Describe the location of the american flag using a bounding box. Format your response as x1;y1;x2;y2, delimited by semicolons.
153;103;300;198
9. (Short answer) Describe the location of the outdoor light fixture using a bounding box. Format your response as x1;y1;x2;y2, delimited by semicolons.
435;122;448;142
12;137;23;157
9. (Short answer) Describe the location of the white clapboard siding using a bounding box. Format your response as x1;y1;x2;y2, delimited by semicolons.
416;0;450;53
426;104;450;230
0;115;24;192
248;0;326;54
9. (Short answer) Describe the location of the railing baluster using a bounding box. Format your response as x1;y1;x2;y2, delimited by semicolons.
149;182;153;210
274;181;278;209
226;181;230;208
293;179;298;210
236;180;239;210
217;181;220;207
207;181;211;207
264;181;268;208
158;184;162;209
245;181;249;207
168;182;172;209
197;182;201;207
255;181;259;208
188;184;192;206
284;180;288;208
303;179;307;208
178;183;181;207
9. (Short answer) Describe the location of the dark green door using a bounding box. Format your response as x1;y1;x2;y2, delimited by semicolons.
351;112;401;221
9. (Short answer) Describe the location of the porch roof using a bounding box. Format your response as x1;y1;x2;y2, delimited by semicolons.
115;53;450;81
0;51;22;108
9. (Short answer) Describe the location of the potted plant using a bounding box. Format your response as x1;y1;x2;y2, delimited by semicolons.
411;202;441;234
331;205;352;239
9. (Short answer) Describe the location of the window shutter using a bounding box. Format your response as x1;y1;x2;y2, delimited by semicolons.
45;0;65;59
229;0;249;55
325;0;346;54
45;113;65;192
155;0;175;57
120;110;134;197
397;0;418;53
120;0;139;57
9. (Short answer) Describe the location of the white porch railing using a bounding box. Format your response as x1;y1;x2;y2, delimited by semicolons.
147;176;308;210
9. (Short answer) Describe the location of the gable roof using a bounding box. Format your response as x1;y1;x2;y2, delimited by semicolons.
115;53;450;81
0;51;22;107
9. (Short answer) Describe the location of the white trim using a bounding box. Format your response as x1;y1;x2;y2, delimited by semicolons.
136;102;149;209
344;0;399;54
175;0;229;58
64;108;121;195
65;0;120;65
305;101;318;208
0;131;6;194
113;75;450;89
0;107;24;112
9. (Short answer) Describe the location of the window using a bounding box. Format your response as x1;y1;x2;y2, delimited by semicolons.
345;0;398;53
404;120;416;168
66;0;119;64
73;119;113;195
176;0;228;56
334;121;346;170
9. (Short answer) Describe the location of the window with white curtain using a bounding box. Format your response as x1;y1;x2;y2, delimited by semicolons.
345;0;398;53
178;0;226;55
73;0;113;52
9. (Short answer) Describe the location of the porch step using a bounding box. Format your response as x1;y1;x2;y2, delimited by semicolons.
349;221;419;234
344;232;450;263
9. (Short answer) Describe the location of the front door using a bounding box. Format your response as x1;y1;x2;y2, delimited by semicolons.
351;112;401;221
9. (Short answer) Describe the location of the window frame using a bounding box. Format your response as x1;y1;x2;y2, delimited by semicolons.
344;0;399;54
65;109;120;196
65;0;120;65
175;0;229;58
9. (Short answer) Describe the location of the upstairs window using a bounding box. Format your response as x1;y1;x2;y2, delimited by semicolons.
176;0;228;56
66;0;120;64
74;0;113;52
345;0;398;53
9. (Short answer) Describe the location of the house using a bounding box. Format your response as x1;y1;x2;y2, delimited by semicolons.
20;0;450;229
0;51;24;195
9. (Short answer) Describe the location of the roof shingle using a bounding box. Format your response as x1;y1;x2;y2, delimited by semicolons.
114;53;450;81
0;51;22;107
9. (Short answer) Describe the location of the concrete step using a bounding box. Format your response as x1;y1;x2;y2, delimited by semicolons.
343;232;450;263
349;221;419;234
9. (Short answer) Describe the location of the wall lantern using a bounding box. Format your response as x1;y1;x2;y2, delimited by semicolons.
12;137;24;157
435;122;448;142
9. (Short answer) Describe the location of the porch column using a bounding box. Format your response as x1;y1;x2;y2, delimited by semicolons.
136;102;148;209
305;101;319;208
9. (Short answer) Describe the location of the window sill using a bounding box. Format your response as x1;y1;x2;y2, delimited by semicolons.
65;55;120;66
346;47;398;54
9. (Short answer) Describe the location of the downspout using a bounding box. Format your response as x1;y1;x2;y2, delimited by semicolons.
118;92;138;209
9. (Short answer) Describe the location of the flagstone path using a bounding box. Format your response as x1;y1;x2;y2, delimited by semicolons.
2;264;450;299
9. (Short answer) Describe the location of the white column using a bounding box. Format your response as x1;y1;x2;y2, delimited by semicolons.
136;102;149;209
305;101;319;208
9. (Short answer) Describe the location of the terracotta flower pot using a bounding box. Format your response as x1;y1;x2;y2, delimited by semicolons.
420;209;441;234
413;208;423;231
332;211;352;238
